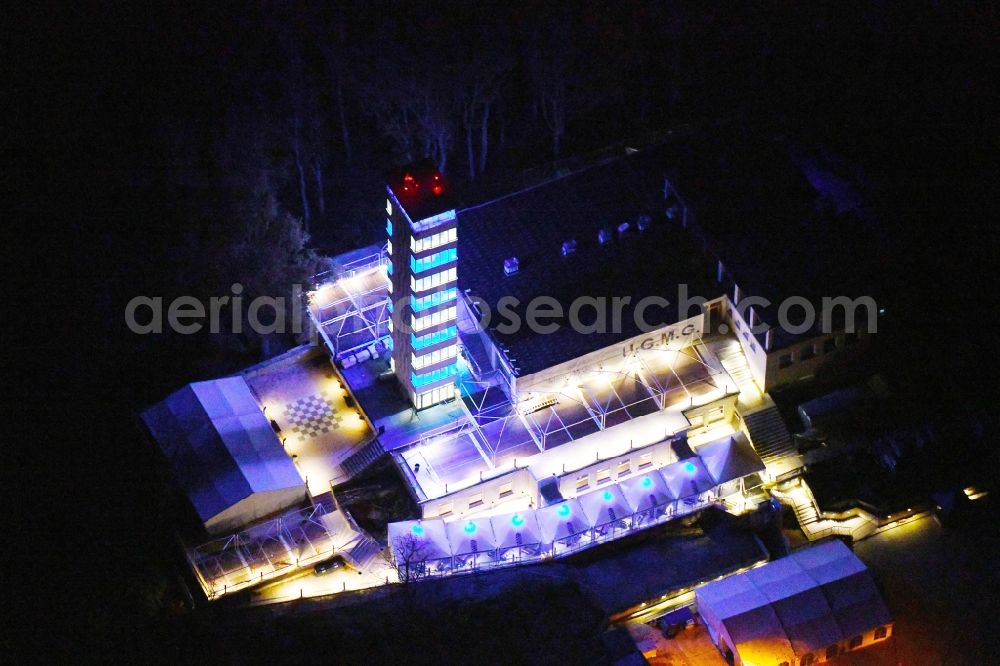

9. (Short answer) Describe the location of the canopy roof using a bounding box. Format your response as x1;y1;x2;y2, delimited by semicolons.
660;457;715;499
578;484;632;527
490;511;542;548
388;519;451;561
535;499;589;542
695;433;765;486
142;376;304;524
618;471;673;512
696;540;891;661
446;517;497;555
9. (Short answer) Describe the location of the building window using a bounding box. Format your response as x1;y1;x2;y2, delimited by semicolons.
779;354;793;369
638;453;653;469
874;626;888;639
498;482;513;498
411;227;457;253
411;287;458;312
576;476;590;491
411;364;458;388
800;344;816;361
750;342;757;353
410;247;458;273
468;493;483;509
596;468;611;485
617;460;631;476
412;267;457;292
437;501;453;517
823;338;837;354
849;635;863;649
412;306;458;333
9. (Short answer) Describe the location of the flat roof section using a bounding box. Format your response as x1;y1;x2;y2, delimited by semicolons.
399;341;737;501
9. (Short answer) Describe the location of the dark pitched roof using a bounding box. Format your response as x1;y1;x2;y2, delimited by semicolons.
457;147;719;376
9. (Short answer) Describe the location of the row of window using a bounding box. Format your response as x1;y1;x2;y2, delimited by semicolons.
385;217;392;236
435;481;515;517
410;247;457;274
412;363;458;388
778;332;861;369
412;306;457;333
575;453;654;492
415;385;453;410
412;344;458;370
411;325;457;350
411;227;456;254
412;267;457;292
411;287;458;313
796;628;885;665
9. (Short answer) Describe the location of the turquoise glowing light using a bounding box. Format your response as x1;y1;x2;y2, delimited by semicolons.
463;520;477;534
602;490;613;502
557;503;571;518
683;461;697;475
511;513;525;527
641;476;653;488
411;524;425;536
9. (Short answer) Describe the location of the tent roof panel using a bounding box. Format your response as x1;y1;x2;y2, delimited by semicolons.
142;376;303;524
535;499;589;542
578;484;632;527
618;471;672;512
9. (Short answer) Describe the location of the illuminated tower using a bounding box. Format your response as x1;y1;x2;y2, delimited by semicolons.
385;160;459;409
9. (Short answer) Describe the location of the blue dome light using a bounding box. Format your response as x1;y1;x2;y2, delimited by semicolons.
641;476;653;488
511;513;525;527
463;520;477;534
683;461;697;475
411;524;425;536
557;503;571;518
602;490;613;502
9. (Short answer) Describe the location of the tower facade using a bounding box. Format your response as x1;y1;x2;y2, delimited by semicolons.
385;161;459;409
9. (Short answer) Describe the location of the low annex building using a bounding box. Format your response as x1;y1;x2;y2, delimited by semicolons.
696;539;893;666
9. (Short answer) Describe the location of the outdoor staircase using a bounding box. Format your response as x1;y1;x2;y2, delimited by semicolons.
742;405;799;472
342;438;387;478
792;497;821;527
712;337;756;390
343;535;385;571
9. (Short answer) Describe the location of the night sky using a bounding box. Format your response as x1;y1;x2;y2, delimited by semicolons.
10;2;1000;660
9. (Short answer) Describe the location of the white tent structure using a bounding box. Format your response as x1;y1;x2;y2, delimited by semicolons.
661;457;716;512
446;517;496;572
696;540;893;666
388;519;452;577
578;484;632;538
619;471;674;528
142;376;307;534
695;433;765;496
490;511;542;562
535;499;590;555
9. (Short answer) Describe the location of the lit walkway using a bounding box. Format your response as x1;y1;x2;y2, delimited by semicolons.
770;477;880;541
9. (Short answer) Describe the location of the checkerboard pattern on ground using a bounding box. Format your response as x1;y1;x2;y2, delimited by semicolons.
283;391;343;441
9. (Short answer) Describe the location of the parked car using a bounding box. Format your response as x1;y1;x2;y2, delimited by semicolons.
314;555;348;574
